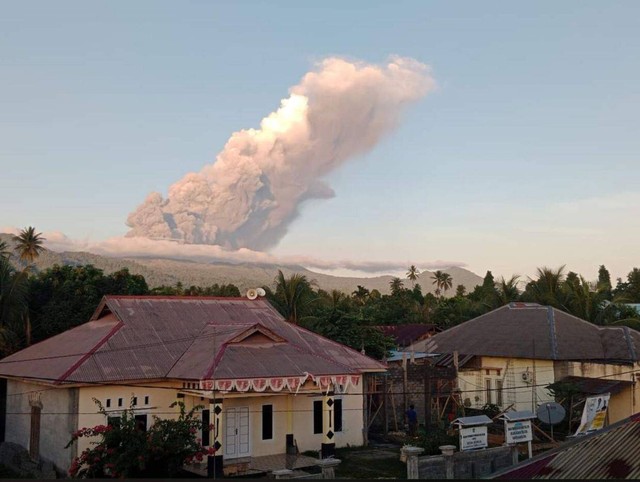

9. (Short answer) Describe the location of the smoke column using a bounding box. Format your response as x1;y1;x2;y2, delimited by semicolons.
126;56;435;250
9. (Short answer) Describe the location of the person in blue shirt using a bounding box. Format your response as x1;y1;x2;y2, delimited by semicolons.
406;404;418;436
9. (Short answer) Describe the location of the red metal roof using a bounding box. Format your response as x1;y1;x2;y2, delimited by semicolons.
0;296;386;384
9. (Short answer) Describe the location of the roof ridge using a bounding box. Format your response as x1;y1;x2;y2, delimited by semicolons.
163;321;216;379
104;295;257;301
55;321;124;384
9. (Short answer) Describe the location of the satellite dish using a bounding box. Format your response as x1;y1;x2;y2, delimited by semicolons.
256;288;266;297
536;402;566;425
246;289;258;300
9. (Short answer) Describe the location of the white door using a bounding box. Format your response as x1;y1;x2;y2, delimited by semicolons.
225;407;250;459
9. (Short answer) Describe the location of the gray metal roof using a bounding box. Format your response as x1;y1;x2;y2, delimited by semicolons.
499;410;536;421
452;415;493;426
0;296;386;384
411;303;640;362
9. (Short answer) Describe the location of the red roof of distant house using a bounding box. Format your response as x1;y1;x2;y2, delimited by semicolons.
0;296;386;385
376;324;440;347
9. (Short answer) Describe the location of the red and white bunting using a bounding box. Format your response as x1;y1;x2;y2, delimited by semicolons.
200;380;214;390
349;375;361;388
235;379;251;391
269;377;285;391
215;379;233;391
252;379;268;392
196;373;360;393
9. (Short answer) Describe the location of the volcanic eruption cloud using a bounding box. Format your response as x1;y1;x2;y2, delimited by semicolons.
126;56;435;251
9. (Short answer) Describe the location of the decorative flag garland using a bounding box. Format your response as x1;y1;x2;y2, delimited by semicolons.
197;373;361;393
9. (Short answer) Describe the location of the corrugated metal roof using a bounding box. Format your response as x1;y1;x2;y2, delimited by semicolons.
411;303;640;362
493;414;640;479
0;296;386;384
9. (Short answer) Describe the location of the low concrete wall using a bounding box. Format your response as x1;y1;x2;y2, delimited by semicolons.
416;446;515;479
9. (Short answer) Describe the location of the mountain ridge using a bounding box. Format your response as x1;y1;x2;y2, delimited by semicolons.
0;233;483;295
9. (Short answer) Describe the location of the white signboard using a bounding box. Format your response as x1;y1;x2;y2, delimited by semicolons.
506;420;532;444
575;393;610;436
459;426;488;451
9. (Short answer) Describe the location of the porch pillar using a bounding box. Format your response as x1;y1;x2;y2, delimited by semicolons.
321;392;335;459
286;394;295;453
207;398;224;478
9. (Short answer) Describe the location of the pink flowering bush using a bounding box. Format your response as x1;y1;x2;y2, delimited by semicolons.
66;398;215;478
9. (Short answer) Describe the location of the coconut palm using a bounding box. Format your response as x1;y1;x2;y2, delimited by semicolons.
273;270;317;324
525;265;567;308
406;265;420;287
13;226;45;265
496;275;521;306
389;277;404;295
352;285;370;306
431;271;453;298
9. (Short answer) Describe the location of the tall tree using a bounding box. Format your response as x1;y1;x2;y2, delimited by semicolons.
12;226;45;265
597;265;612;297
11;226;45;346
0;257;28;355
431;271;453;298
495;275;521;306
524;265;567;308
389;277;405;296
351;285;370;306
272;270;316;324
406;265;420;287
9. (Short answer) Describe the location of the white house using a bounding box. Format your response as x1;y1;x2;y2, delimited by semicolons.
409;302;640;424
0;295;386;474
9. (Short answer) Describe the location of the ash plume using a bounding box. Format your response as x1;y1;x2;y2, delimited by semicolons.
126;56;435;250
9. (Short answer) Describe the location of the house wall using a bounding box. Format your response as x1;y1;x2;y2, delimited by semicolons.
385;359;430;431
5;380;78;472
458;357;555;412
555;361;640;424
76;380;365;464
77;382;183;458
221;382;364;457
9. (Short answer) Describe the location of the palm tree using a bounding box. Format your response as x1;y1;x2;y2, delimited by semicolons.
431;271;453;298
10;226;45;346
441;273;453;297
496;275;521;306
0;240;11;259
526;265;567;308
273;270;316;324
406;265;420;287
13;226;45;265
352;285;370;306
389;277;404;295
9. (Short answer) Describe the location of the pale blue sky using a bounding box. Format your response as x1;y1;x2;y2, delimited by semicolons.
1;1;639;280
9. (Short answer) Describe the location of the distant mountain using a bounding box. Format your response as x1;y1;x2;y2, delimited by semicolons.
0;233;483;295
